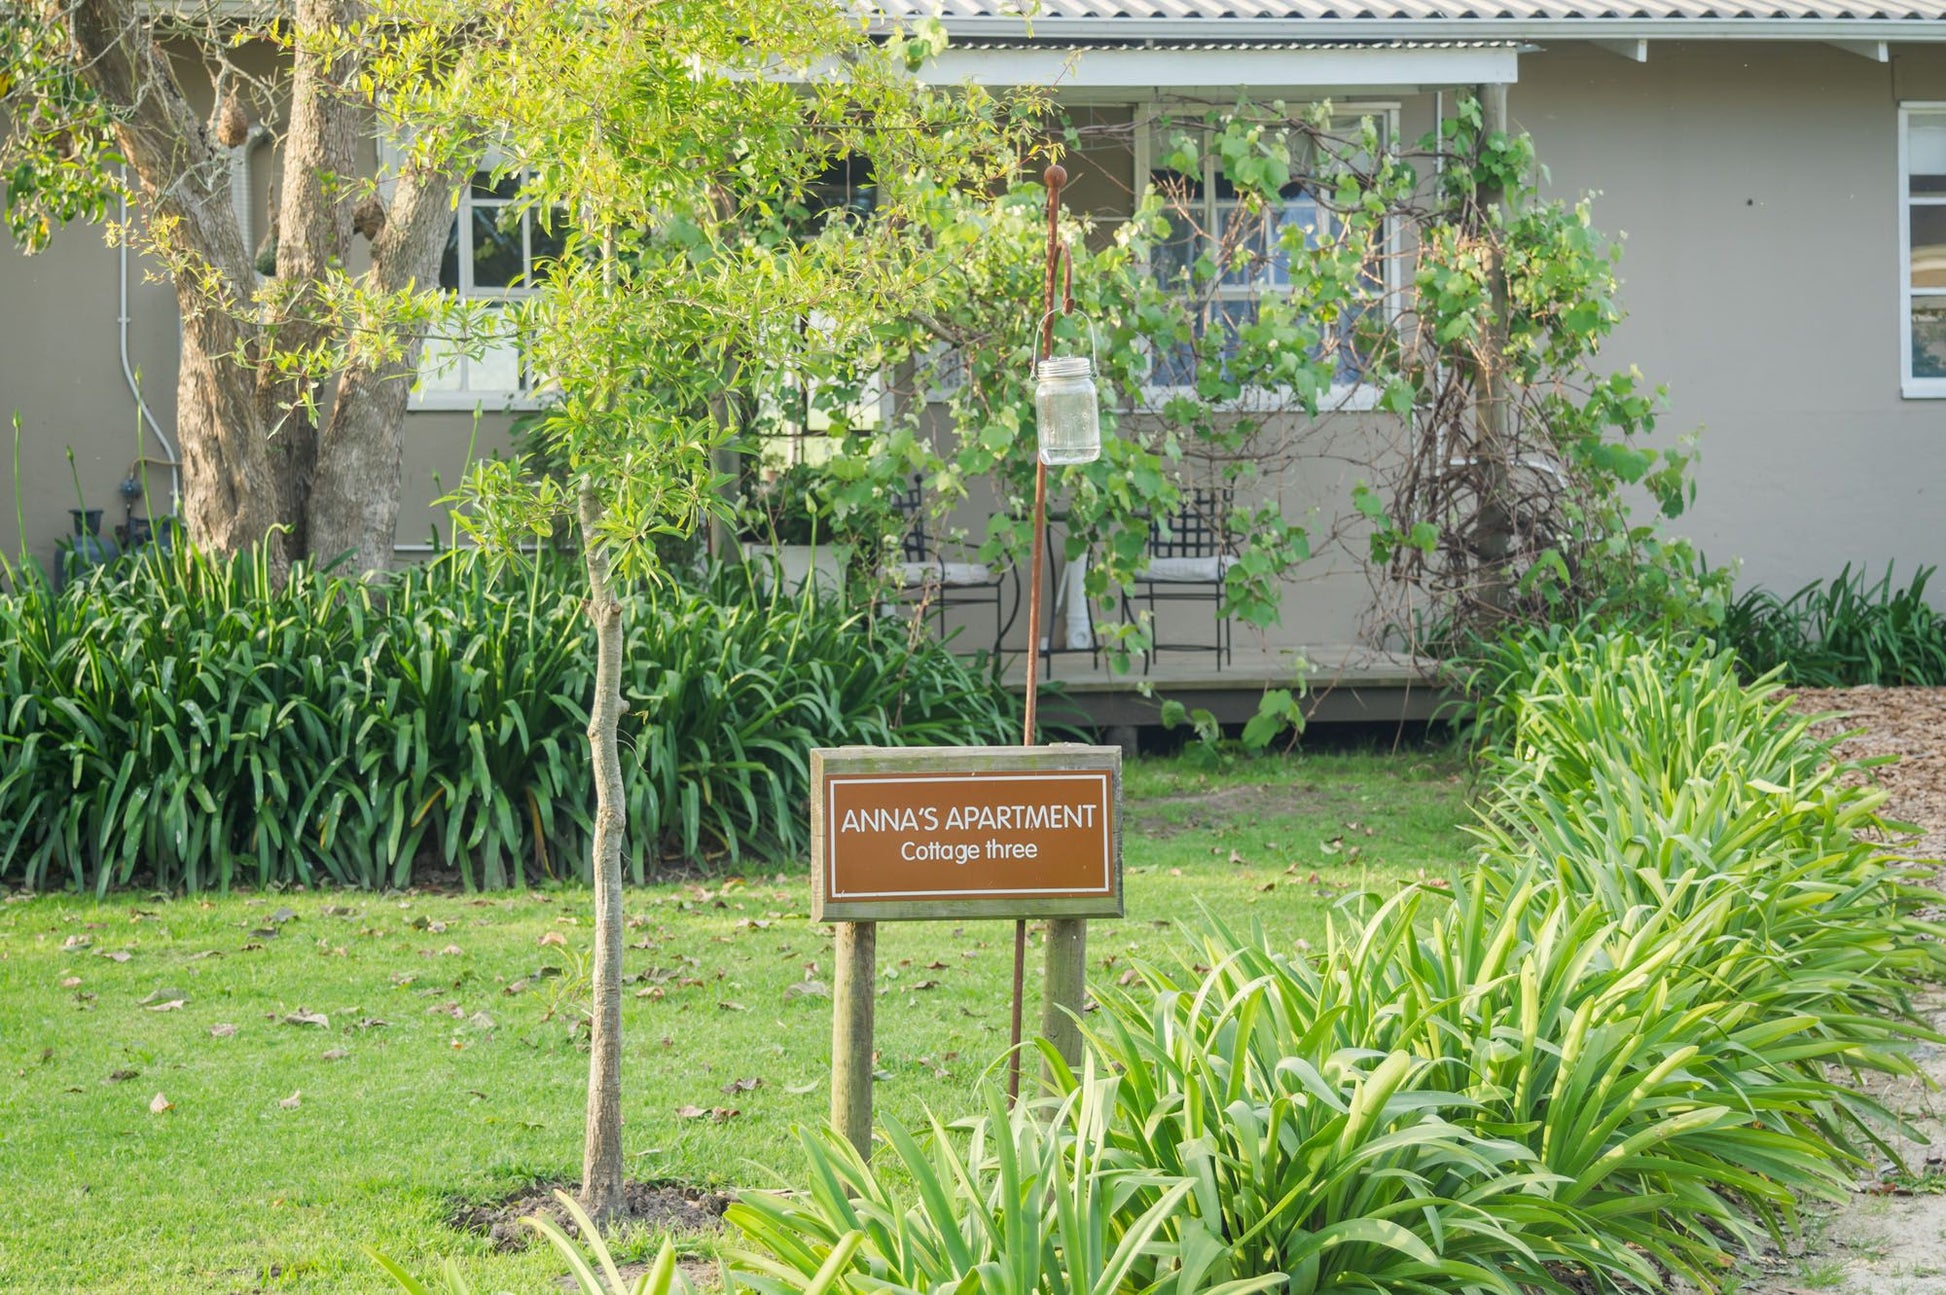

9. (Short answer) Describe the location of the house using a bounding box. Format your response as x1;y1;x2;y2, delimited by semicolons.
4;0;1943;701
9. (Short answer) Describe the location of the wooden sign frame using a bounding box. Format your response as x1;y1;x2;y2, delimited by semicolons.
811;744;1123;923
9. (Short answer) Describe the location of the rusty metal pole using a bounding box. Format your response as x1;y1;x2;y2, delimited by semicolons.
1008;162;1067;1105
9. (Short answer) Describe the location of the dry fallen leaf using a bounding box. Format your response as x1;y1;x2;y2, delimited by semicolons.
98;949;132;963
913;980;940;991
146;999;186;1013
278;1090;302;1110
138;988;186;1007
674;1104;708;1119
106;1068;140;1083
717;1001;746;1012
783;980;829;1001
467;1011;495;1031
321;1048;349;1062
785;1078;820;1095
721;1076;763;1095
59;976;80;989
148;1092;172;1114
538;931;567;947
438;944;463;957
210;1023;238;1038
282;1010;329;1028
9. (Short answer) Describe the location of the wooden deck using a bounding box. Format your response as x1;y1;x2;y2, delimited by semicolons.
997;644;1449;731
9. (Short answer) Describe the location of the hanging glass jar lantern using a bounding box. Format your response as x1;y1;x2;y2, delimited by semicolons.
1034;355;1101;466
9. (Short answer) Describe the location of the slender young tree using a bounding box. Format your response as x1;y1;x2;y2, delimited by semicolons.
356;0;1031;1221
1;0;463;571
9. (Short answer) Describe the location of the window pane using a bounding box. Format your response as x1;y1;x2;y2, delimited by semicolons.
469;204;523;289
1153;199;1201;286
1913;206;1946;289
1216;200;1268;287
473;331;522;393
1212;297;1257;359
1915;299;1946;380
419;332;464;393
1911;115;1946;195
530;211;569;276
1266;191;1324;287
471;170;520;200
438;218;460;291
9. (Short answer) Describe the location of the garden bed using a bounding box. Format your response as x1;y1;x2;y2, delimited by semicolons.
1791;686;1946;863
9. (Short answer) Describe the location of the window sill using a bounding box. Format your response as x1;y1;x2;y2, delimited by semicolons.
1901;380;1946;400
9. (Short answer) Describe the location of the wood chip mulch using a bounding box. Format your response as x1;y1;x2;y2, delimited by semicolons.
1787;686;1946;865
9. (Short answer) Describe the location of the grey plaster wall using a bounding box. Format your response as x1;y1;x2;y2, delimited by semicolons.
1515;41;1946;596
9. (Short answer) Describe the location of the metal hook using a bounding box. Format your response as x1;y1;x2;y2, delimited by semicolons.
1036;244;1100;377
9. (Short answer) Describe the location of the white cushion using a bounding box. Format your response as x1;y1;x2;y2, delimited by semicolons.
1140;555;1237;583
893;561;999;588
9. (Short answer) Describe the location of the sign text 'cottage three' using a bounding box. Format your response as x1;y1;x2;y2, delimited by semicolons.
810;745;1123;922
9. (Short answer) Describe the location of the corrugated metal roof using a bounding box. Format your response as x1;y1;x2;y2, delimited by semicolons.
882;0;1946;22
950;35;1527;43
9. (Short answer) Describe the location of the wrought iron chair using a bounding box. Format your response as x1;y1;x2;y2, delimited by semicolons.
1123;488;1237;672
887;476;1020;655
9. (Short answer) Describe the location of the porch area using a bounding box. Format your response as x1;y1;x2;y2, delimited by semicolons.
999;643;1448;735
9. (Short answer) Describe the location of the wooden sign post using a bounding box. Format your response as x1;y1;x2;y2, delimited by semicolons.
811;744;1123;1157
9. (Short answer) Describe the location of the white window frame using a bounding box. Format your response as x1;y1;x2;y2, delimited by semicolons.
400;145;555;413
1134;100;1401;413
1900;103;1946;400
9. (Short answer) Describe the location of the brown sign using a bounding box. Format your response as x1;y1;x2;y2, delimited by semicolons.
811;745;1123;922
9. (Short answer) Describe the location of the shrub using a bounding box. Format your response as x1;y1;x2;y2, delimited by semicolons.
730;629;1940;1295
728;1081;1259;1295
0;546;1013;893
1719;563;1946;687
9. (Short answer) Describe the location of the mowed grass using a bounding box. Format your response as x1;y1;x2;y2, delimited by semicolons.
0;750;1468;1295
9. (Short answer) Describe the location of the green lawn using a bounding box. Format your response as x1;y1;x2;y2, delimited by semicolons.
0;751;1468;1294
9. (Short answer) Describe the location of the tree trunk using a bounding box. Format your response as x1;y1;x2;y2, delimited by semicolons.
56;0;282;561
53;0;432;571
1470;82;1516;620
578;483;628;1225
310;163;458;574
262;0;362;562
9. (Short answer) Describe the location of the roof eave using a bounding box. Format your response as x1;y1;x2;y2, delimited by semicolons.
898;14;1946;41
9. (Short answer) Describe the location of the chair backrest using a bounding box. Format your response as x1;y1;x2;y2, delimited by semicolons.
891;475;930;563
1149;488;1232;559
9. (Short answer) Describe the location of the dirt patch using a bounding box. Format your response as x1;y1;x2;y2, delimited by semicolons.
1707;688;1946;1294
449;1180;733;1252
1127;783;1327;837
1707;994;1946;1295
1789;686;1946;863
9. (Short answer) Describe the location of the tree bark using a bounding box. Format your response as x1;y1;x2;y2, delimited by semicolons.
1470;82;1517;620
51;0;438;571
262;0;363;561
56;0;282;561
578;482;628;1226
310;162;458;574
